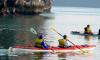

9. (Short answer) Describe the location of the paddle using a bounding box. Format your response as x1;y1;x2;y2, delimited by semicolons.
30;28;53;41
30;28;38;35
52;28;87;53
30;28;47;40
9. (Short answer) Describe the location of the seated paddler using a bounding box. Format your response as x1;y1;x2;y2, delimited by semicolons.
84;25;93;34
58;35;68;48
35;34;49;48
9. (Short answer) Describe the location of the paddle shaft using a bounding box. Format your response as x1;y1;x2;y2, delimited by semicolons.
52;28;85;52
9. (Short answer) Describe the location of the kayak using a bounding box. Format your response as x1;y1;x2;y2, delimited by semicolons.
71;31;100;36
8;45;96;53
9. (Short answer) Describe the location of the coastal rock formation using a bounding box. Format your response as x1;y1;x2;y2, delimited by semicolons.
0;0;53;15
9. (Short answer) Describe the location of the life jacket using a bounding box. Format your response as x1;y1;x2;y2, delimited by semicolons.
35;38;43;48
87;27;92;33
58;39;66;47
84;27;93;34
35;38;49;48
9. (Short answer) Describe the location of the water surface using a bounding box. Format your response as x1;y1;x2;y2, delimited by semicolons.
0;7;100;60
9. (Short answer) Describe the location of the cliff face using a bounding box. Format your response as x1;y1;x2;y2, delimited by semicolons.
0;0;53;15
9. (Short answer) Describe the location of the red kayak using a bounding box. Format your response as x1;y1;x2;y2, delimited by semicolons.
9;45;96;53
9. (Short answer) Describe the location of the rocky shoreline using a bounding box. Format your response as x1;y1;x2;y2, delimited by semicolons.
0;0;53;16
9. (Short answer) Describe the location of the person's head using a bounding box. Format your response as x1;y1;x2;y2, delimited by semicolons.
63;35;67;39
87;25;90;27
38;35;43;39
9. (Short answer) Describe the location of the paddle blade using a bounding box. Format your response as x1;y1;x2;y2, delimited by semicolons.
30;28;37;34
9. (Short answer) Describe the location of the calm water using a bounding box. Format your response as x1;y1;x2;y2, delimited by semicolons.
0;6;100;60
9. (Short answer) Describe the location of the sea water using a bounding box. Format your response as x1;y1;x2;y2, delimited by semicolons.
0;6;100;60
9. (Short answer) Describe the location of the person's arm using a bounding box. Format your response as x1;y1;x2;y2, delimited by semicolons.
41;40;49;48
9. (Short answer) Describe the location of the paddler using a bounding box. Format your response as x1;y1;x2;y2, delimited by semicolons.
35;34;49;48
84;25;93;34
58;35;68;48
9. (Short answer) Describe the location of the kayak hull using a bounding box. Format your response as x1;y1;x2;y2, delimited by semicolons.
71;31;99;36
8;45;96;53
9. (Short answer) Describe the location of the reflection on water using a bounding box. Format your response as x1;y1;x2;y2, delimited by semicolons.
98;36;100;40
58;52;81;60
84;35;94;45
0;52;94;60
84;35;93;40
0;15;54;48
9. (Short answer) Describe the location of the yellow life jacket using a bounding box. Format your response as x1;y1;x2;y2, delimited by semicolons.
58;39;66;46
84;27;92;34
35;38;43;48
87;27;92;33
